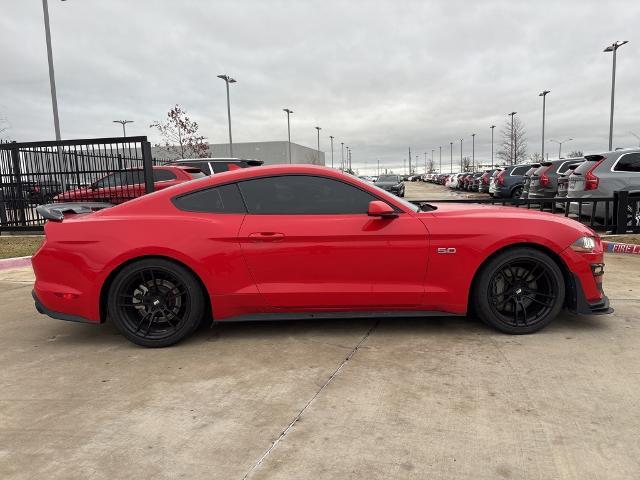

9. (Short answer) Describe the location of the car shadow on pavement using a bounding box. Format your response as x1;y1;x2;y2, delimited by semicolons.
37;312;612;349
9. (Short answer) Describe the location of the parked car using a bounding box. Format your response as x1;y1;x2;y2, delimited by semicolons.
489;168;504;196
557;164;580;198
54;166;205;204
568;149;640;227
469;172;484;192
170;158;263;175
521;164;541;199
528;159;584;200
358;175;375;183
493;164;532;198
479;169;500;194
375;174;405;197
33;164;611;347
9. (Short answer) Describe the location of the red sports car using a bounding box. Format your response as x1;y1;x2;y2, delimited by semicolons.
33;165;612;347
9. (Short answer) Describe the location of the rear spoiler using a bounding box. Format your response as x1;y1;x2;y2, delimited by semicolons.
36;202;113;222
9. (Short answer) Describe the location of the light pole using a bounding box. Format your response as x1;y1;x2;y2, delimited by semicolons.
329;135;334;168
439;146;442;173
424;152;427;173
341;142;344;170
449;142;453;173
217;74;236;157
42;0;62;140
471;133;476;171
431;149;435;172
508;112;517;165
490;125;496;168
113;120;133;137
604;41;629;150
549;138;573;159
460;138;463;172
283;108;293;163
539;90;550;161
315;126;321;164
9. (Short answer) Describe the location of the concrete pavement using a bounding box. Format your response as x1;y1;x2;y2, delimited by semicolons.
1;255;639;479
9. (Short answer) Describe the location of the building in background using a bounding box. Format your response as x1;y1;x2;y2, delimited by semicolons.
152;141;325;166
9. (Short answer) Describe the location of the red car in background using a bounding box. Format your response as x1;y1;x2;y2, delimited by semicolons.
34;164;611;347
54;166;205;204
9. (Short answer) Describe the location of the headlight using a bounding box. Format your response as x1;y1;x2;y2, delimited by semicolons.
571;236;597;253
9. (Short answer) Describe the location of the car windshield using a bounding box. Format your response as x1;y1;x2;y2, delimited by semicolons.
377;175;399;182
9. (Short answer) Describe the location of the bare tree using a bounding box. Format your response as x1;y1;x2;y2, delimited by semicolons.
426;157;435;173
496;116;527;165
567;150;584;158
462;156;472;172
150;105;208;159
528;152;543;163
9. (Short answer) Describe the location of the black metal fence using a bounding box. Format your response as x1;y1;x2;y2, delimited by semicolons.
412;191;640;234
0;137;154;231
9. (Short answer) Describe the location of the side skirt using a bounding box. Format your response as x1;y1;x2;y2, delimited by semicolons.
218;310;463;323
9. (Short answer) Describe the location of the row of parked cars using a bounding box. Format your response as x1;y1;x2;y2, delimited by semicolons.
424;148;640;226
426;148;640;202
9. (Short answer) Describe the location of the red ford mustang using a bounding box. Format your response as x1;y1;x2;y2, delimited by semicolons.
33;165;612;347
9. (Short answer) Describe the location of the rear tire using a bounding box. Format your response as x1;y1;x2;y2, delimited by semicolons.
107;258;205;347
511;186;523;198
472;248;565;334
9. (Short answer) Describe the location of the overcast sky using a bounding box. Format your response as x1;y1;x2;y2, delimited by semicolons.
1;0;639;173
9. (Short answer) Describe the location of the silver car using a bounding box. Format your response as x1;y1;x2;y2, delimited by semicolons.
567;148;640;227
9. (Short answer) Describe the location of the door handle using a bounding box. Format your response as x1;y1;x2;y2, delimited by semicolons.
248;232;285;242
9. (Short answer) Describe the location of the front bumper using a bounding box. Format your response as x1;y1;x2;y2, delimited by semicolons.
566;273;613;315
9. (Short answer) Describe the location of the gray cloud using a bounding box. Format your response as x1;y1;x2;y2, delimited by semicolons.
1;0;639;174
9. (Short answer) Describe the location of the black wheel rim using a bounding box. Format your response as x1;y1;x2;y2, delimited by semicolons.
115;267;190;340
487;258;558;328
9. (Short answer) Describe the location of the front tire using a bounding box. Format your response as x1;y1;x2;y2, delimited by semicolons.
107;258;205;347
511;186;523;198
472;248;565;334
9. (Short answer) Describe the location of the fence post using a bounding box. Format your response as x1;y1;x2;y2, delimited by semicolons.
10;144;26;226
0;151;7;229
614;190;628;234
141;141;154;194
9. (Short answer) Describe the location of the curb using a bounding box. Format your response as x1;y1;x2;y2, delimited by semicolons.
0;256;32;271
602;241;640;255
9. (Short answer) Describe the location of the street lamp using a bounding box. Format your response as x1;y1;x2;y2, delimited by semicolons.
217;74;236;157
471;133;476;171
439;146;442;173
490;125;496;168
604;41;629;150
42;0;63;140
315;126;321;164
113;120;133;137
539;90;550;161
460;138;463;172
283;108;293;163
549;138;573;159
431;149;435;172
341;142;344;170
449;142;453;173
508;112;517;165
329;135;334;168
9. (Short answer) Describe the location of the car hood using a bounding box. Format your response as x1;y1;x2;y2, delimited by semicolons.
376;181;400;187
424;202;594;234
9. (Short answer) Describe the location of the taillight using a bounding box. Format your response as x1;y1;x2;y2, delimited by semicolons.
584;158;605;190
482;173;489;185
496;170;506;185
539;166;552;187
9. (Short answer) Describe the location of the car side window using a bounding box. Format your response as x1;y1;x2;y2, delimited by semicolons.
511;166;528;175
172;183;246;213
153;169;178;182
614;153;640;173
238;175;377;215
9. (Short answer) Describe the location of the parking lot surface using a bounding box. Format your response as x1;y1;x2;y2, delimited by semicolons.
1;252;640;479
